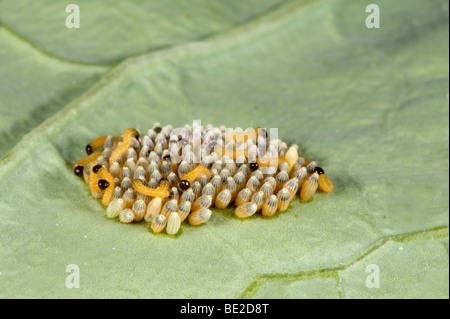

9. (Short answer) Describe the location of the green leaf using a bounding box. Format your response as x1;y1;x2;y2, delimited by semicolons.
0;0;448;298
0;28;108;157
0;0;293;64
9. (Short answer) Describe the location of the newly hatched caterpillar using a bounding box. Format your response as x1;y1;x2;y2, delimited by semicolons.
73;124;334;236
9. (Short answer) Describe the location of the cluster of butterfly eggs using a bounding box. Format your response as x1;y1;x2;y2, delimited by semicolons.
73;123;333;235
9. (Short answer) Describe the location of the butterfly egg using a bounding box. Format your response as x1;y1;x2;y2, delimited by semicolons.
183;151;197;164
134;166;146;180
151;214;167;233
159;162;172;178
202;183;216;200
169;133;178;145
180;188;195;203
132;199;147;222
192;195;212;211
267;141;278;155
142;135;153;148
178;161;191;178
148;161;158;174
152;122;162;132
164;125;173;136
144;197;163;222
201;155;213;168
188;208;212;226
183;124;192;135
169;187;179;201
122;166;132;179
113;186;123;199
235;188;252;206
263;176;277;191
300;173;319;200
215;189;231;209
284;178;299;201
285;144;299;171
139;145;150;158
246;176;260;193
233;171;246;192
110;161;122;179
124;158;136;175
177;201;192;222
257;135;267;148
262;195;278;217
221;174;234;190
178;138;190;149
146;178;158;189
208;173;221;193
247;145;258;162
293;165;307;180
292;157;306;173
224;140;235;153
195;174;208;187
151;170;162;182
278;161;290;173
278;142;288;157
235;202;258;219
130;137;140;150
318;172;333;193
136;193;150;203
210;168;219;176
235;154;246;165
264;165;277;177
251;169;264;182
191;181;202;199
101;147;112;161
161;199;178;219
210;151;221;164
251;191;265;212
238;164;250;178
155;134;167;148
126;147;137;162
147;127;157;139
106;198;124;218
119;208;135;224
277;188;291;212
161;148;171;159
225;161;237;176
136;156;149;170
96;156;108;170
104;135;116;149
120;177;132;191
182;142;193;154
148;151;160;165
260;182;274;199
293;166;308;189
166;212;181;235
122;188;136;208
300;172;319;200
275;170;289;193
306;161;317;174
